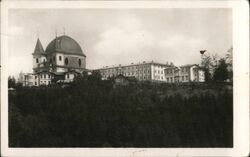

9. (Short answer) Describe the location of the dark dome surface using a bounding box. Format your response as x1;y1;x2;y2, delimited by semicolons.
45;35;85;56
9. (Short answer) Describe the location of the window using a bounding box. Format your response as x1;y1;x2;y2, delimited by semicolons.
40;75;42;79
44;74;46;78
65;58;68;65
48;75;50;78
48;81;51;84
182;76;184;81
186;76;188;80
53;56;56;61
78;59;81;67
36;58;39;63
167;78;169;82
67;74;69;78
35;82;37;85
59;56;62;61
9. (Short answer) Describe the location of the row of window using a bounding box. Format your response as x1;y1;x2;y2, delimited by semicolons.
154;70;163;74
34;74;51;79
34;81;51;85
166;75;189;82
36;56;82;67
166;77;174;82
65;74;76;79
103;72;151;79
40;74;51;79
124;65;151;70
102;69;151;75
35;58;46;63
64;58;82;67
165;69;175;74
103;67;150;73
153;76;164;80
181;67;189;73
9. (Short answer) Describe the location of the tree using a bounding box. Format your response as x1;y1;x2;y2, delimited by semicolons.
88;70;102;81
213;59;229;82
225;47;233;82
201;53;219;82
8;76;16;88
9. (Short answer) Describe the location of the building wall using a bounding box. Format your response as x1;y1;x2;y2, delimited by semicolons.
179;67;190;82
165;67;175;83
23;73;38;86
198;70;205;82
64;73;76;82
165;65;205;83
63;54;86;69
56;53;64;67
190;66;196;81
39;73;53;85
151;64;166;81
98;62;169;82
33;55;47;70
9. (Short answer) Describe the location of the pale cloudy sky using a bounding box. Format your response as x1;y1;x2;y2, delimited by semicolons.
8;8;232;77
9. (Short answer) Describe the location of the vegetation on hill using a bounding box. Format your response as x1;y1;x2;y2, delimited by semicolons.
9;73;233;147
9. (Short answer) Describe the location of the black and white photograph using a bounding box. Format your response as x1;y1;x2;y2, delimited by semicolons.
1;0;249;157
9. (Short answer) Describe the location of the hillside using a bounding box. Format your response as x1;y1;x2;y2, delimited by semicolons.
9;78;233;147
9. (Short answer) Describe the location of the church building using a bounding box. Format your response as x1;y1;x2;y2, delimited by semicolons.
23;35;86;86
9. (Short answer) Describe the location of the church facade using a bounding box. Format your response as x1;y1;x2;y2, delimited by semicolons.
23;35;87;86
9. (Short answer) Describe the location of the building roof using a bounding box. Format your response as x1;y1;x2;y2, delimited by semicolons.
179;64;198;67
33;38;45;55
45;35;86;57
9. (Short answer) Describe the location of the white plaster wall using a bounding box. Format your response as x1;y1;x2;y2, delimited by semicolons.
198;70;205;82
56;67;65;73
190;66;196;81
56;53;64;66
39;73;52;85
65;73;75;80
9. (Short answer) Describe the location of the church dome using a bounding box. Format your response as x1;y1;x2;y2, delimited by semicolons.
45;35;86;56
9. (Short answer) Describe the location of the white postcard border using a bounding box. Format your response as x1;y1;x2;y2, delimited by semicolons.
1;1;249;157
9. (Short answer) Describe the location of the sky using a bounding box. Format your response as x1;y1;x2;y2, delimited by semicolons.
8;8;232;77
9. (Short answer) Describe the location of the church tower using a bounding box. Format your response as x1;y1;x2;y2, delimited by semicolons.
32;38;47;73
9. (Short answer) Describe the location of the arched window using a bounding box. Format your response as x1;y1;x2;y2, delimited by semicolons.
78;59;81;67
65;58;68;65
